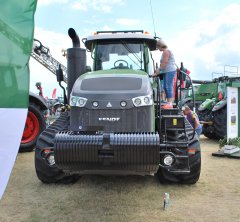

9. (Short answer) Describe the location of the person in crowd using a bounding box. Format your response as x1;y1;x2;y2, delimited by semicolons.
182;105;202;137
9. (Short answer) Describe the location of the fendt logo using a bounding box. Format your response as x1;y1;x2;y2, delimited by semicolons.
98;117;120;122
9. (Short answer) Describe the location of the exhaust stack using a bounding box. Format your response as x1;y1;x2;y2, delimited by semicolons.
68;28;80;48
67;28;86;100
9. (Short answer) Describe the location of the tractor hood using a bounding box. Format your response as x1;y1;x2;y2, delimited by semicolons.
71;70;153;109
72;70;152;98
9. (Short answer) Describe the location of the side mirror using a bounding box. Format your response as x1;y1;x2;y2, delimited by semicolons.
56;64;67;105
56;65;64;82
185;79;191;89
179;62;187;81
86;66;92;72
35;82;41;89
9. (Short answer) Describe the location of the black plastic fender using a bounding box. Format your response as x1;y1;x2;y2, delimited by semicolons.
212;99;227;112
198;98;215;112
29;92;48;111
178;97;192;107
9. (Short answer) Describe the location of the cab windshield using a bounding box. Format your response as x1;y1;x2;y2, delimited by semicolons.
94;42;144;71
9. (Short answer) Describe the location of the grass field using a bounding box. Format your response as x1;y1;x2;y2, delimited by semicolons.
0;136;240;222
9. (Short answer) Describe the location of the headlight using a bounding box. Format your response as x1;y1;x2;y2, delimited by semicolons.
132;95;153;107
120;101;127;107
134;98;141;106
163;155;174;166
71;96;77;105
92;101;99;107
70;95;88;107
144;97;150;104
79;98;86;106
46;153;55;166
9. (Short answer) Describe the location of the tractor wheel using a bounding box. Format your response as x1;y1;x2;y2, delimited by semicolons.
213;106;227;139
197;109;210;122
35;112;79;184
202;125;217;139
19;103;46;152
156;121;201;184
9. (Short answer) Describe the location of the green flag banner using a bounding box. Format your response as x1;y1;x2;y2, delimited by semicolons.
0;0;37;198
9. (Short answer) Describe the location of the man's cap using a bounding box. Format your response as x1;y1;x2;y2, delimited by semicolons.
182;105;190;111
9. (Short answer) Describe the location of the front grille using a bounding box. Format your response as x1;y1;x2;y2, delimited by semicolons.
70;106;154;132
54;132;160;174
81;77;142;91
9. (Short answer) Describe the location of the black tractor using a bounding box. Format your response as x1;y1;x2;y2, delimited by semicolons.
35;29;201;184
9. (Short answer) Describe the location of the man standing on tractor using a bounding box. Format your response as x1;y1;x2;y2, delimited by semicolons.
154;39;176;109
182;105;202;137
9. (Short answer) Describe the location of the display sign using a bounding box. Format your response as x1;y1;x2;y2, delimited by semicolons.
227;87;239;140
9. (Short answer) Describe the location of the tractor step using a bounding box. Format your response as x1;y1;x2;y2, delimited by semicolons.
163;141;188;146
166;128;185;131
168;169;190;174
161;115;185;129
160;143;187;148
161;108;179;115
161;115;185;119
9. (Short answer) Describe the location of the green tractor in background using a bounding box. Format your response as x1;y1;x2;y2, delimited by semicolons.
180;79;218;112
199;76;240;139
198;77;227;139
183;76;240;140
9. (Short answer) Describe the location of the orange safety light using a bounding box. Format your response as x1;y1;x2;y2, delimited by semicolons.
43;149;52;154
218;91;223;100
188;148;196;155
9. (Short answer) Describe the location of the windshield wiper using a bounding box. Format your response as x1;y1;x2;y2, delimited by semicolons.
120;41;143;69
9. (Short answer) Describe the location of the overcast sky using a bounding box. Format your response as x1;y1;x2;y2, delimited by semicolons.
30;0;240;97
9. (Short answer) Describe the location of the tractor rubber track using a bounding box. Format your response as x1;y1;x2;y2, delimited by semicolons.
35;112;79;184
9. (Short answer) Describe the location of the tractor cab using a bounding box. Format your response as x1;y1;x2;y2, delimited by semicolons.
84;30;156;74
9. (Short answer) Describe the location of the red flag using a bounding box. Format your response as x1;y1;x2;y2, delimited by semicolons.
52;88;57;99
